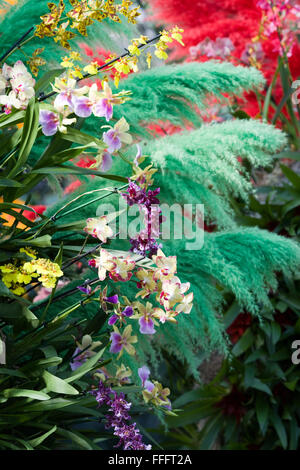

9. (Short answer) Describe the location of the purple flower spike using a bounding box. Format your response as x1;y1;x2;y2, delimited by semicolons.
139;316;156;335
39;109;59;136
123;306;133;317
90;381;151;450
110;331;123;353
108;314;119;326
105;294;119;304
138;365;150;387
103;129;121;153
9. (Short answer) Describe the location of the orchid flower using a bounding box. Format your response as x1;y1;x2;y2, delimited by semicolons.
39;109;76;136
152;249;177;281
52;77;89;112
135;268;157;299
109;324;137;356
84;215;114;243
70;334;102;371
132;301;157;335
103;117;132;153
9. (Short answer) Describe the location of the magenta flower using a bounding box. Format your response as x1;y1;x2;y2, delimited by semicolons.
108;314;119;326
72;83;117;121
123;306;133;317
139;315;156;335
52;77;89;112
100;151;113;172
94;98;113;121
39;110;59;136
102;117;132;153
105;294;119;304
138;365;150;387
39;109;76;136
108;306;133;326
138;365;155;392
109;325;137;355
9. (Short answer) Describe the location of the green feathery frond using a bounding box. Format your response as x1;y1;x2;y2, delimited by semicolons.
82;61;266;137
136;119;288;227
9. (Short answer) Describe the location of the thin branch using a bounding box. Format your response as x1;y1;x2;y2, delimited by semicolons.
37;34;161;102
0;27;34;63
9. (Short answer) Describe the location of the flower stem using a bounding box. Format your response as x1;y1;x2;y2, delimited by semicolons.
0;27;35;63
37;34;162;102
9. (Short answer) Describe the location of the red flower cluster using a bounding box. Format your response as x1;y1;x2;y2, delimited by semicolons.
216;385;248;423
226;312;252;344
148;0;300;119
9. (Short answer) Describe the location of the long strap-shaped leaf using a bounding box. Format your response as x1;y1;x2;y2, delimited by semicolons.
8;97;39;178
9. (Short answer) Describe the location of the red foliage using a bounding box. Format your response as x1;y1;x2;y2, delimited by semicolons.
148;0;300;119
216;385;248;423
226;312;252;344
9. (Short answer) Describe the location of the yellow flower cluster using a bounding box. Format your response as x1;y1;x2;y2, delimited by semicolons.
154;27;184;60
27;48;47;76
111;27;184;86
0;248;63;295
35;0;140;49
59;26;184;86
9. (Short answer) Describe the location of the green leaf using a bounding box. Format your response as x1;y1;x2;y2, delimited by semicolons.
263;63;280;121
270;322;281;345
35;68;64;95
0;368;26;379
223;300;241;329
289;418;298;450
13;234;52;247
56;427;96;450
280;164;300;189
42;370;79;395
0;109;25;129
284;379;298;392
0;201;37;214
251;378;272;396
275;151;300;161
34;145;91;170
66;347;106;383
0;303;38;328
29;425;57;448
270;411;288;449
232;329;254;356
20;357;63;377
60;127;105;148
8;98;40;178
2;388;50;400
199;413;223;450
166;401;217;427
0;178;21;188
256;394;269;434
32;165;127;182
25;397;77;412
